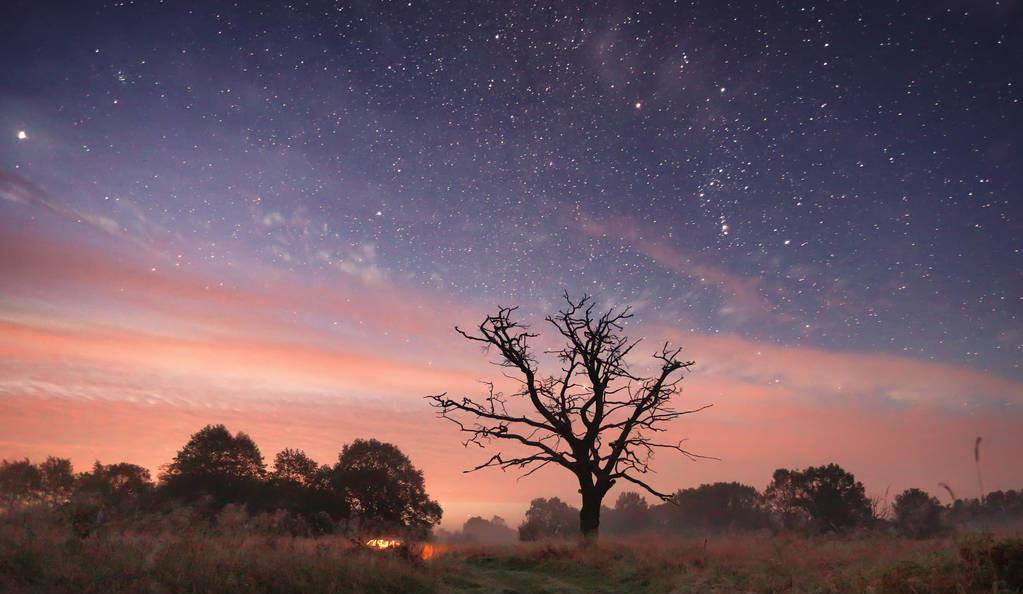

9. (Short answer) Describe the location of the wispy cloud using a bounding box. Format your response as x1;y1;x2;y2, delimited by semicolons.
1;172;123;236
575;211;774;319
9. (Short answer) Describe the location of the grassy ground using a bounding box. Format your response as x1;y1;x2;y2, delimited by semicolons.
1;515;1021;593
432;534;1017;594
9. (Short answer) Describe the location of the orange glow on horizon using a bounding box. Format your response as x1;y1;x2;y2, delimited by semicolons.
0;215;1021;530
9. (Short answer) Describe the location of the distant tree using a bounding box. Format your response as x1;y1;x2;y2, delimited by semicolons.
946;489;1023;528
332;438;441;537
271;449;320;486
461;515;517;544
267;449;343;521
75;462;153;510
660;482;767;534
39;457;75;505
0;459;42;510
984;489;1023;517
518;497;579;541
764;464;873;532
892;488;945;538
949;497;985;526
429;294;710;541
604;491;651;535
159;425;266;507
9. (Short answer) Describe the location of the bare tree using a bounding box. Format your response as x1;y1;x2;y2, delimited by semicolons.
427;293;711;541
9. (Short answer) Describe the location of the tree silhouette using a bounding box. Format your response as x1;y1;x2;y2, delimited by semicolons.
428;293;710;541
518;497;579;541
267;449;341;521
332;438;441;537
461;515;517;544
0;459;41;511
662;482;767;533
271;449;321;486
605;491;651;535
764;464;873;532
159;424;265;507
76;458;153;509
893;488;944;538
39;457;75;505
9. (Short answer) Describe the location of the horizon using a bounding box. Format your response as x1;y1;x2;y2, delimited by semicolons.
1;1;1021;532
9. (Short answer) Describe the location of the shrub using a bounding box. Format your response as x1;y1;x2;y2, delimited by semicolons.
893;488;945;538
990;538;1023;590
878;557;961;594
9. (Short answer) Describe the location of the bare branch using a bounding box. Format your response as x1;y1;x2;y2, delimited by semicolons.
430;293;712;537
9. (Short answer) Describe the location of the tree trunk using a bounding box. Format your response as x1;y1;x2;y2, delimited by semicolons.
579;486;603;543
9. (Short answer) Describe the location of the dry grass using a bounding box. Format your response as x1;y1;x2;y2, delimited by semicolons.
0;512;438;594
1;511;1020;593
432;533;960;593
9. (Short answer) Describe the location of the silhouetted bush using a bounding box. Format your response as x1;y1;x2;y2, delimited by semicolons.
893;488;945;538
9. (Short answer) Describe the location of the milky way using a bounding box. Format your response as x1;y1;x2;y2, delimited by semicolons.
4;1;1021;375
1;1;1021;519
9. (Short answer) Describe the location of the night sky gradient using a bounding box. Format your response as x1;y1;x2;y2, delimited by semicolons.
1;0;1021;526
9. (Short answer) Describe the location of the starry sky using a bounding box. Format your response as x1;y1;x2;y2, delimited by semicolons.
1;0;1021;527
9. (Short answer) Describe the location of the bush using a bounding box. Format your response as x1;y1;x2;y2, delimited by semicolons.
958;534;1023;591
893;488;945;538
62;500;102;539
990;538;1023;590
878;557;961;594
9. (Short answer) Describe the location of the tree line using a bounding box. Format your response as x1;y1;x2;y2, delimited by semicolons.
0;424;441;538
442;463;1023;543
5;432;1020;543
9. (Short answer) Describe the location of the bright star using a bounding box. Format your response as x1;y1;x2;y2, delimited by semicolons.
16;130;27;140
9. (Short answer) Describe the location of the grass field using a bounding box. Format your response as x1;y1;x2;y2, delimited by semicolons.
1;514;1021;593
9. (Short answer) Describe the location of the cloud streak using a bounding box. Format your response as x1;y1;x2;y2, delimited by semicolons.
575;211;775;319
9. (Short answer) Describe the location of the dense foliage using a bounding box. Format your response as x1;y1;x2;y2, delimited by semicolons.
893;487;946;538
4;441;1022;543
0;424;442;539
334;438;442;537
763;464;875;532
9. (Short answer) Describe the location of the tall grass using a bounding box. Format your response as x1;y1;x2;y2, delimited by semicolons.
0;509;438;594
1;509;1020;593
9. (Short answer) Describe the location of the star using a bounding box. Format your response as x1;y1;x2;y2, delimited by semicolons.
16;130;27;140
